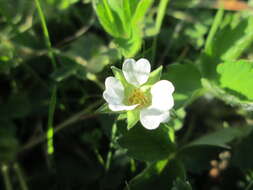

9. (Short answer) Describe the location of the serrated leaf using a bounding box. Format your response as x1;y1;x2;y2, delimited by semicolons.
119;125;176;162
211;15;253;61
201;14;253;79
217;60;253;101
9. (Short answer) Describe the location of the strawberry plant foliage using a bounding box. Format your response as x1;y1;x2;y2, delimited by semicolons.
217;60;253;101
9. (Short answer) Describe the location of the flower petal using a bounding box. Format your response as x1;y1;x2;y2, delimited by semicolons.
122;58;151;87
151;80;175;111
103;77;138;111
103;77;125;105
109;104;138;112
140;107;170;130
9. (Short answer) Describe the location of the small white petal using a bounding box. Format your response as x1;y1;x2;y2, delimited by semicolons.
140;107;170;130
122;58;151;87
151;80;175;111
103;77;138;112
109;104;138;112
103;77;124;105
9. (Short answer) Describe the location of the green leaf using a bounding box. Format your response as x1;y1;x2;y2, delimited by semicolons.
123;0;139;21
217;16;253;61
92;0;119;37
64;34;118;75
127;110;139;130
114;30;142;57
201;78;253;110
132;0;154;25
93;0;153;57
119;125;176;162
217;60;253;101
145;66;163;86
182;126;252;149
178;126;252;173
200;14;253;79
128;159;186;189
107;0;132;36
163;63;202;109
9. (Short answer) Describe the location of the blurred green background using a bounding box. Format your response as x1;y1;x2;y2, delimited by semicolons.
1;0;253;189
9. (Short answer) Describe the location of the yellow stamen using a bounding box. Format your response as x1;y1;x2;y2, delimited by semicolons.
128;89;150;108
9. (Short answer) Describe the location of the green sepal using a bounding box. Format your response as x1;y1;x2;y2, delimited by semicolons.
95;103;114;114
111;66;128;87
118;113;127;120
127;109;140;130
145;65;163;86
111;66;135;98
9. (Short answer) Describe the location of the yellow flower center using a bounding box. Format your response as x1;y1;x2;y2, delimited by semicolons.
128;89;150;108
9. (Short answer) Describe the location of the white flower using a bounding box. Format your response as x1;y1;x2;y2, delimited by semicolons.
103;58;175;130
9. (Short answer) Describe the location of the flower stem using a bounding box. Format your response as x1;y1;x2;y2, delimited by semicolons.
34;0;57;69
13;163;29;190
94;148;105;167
34;0;58;157
1;164;13;190
47;85;57;155
204;8;224;54
105;120;117;171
